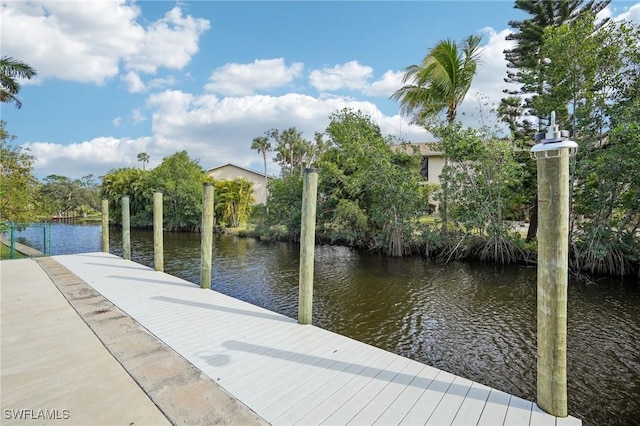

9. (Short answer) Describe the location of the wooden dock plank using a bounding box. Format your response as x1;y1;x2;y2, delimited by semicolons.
450;382;492;425
346;359;426;425
51;253;582;426
503;395;533;425
372;365;440;425
425;375;475;424
320;356;413;425
399;369;458;425
477;388;511;425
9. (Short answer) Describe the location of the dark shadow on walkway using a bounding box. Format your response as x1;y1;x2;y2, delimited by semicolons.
220;340;505;405
152;296;294;323
108;275;195;288
88;262;152;271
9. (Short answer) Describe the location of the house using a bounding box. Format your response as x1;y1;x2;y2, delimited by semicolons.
392;142;445;185
205;163;268;205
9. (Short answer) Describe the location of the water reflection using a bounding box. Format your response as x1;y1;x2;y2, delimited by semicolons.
55;224;639;425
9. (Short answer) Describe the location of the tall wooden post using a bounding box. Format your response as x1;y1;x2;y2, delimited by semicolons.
101;199;109;252
121;195;131;260
153;191;164;272
200;183;214;289
298;168;318;325
532;112;576;418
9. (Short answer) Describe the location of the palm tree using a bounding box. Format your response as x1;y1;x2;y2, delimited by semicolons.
1;56;37;109
391;35;483;126
392;35;483;230
137;152;150;170
251;136;271;200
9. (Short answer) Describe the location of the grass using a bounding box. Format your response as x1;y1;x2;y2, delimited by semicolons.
0;244;25;260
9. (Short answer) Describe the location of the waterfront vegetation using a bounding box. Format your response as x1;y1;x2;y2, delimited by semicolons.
1;2;638;278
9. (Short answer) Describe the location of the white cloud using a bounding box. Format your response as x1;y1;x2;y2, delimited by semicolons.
309;61;373;92
121;71;176;93
23;86;429;179
365;70;405;97
125;7;210;74
113;117;122;127
24;136;154;178
204;58;304;96
122;71;146;93
615;2;640;23
0;2;209;84
131;109;147;124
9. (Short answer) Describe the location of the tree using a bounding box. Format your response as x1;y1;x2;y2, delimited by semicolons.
147;151;212;231
500;0;610;241
215;178;255;228
539;17;640;276
392;35;483;230
40;174;101;218
250;136;270;202
266;127;314;176
432;123;525;263
137;152;150;170
391;35;483;125
0;56;37;109
101;167;150;225
317;109;423;256
0;121;41;222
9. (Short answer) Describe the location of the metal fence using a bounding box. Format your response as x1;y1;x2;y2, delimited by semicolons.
0;223;52;259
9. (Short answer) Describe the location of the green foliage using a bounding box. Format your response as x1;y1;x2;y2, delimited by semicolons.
432;123;525;263
0;121;42;222
101;167;150;226
392;35;483;125
264;174;304;240
40;174;101;218
534;16;640;276
317;109;423;255
146;151;211;231
214;178;255;228
0;56;37;109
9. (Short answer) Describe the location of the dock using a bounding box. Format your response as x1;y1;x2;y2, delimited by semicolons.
0;236;44;257
1;252;582;425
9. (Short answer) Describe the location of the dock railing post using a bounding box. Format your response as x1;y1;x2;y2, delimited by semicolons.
121;195;131;260
531;112;577;418
200;183;214;289
153;191;164;272
102;199;109;253
298;168;318;325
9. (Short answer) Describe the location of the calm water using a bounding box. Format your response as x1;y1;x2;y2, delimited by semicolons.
53;223;639;425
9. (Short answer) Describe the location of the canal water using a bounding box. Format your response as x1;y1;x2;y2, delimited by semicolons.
51;223;639;425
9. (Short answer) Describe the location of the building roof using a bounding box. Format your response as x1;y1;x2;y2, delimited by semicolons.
392;142;443;156
205;163;266;178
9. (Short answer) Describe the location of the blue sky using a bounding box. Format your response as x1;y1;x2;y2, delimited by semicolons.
2;0;639;179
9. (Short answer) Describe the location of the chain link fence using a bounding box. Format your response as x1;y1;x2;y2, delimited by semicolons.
0;223;52;259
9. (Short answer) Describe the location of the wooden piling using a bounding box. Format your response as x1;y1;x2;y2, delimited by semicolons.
153;191;164;272
102;199;109;253
200;183;214;289
298;168;318;325
121;195;131;260
536;150;570;417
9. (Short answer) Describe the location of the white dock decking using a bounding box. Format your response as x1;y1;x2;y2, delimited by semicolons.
53;252;581;426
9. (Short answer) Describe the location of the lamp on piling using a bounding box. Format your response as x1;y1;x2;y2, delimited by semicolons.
531;111;577;418
530;111;577;159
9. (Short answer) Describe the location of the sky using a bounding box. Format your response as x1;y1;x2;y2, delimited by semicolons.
2;0;640;180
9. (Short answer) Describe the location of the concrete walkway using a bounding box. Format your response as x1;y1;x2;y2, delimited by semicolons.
0;258;265;425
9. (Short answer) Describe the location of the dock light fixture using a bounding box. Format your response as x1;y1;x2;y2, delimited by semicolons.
530;111;578;160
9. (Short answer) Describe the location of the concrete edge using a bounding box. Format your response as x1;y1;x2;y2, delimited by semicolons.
34;257;269;426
